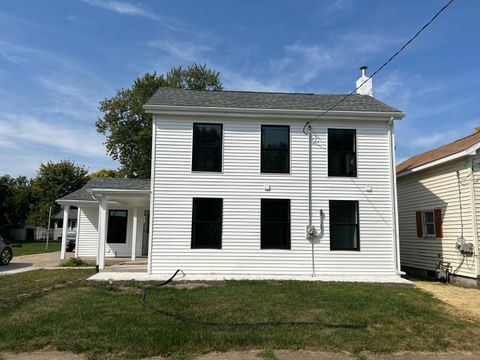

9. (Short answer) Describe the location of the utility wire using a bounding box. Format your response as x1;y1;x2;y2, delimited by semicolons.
303;0;455;133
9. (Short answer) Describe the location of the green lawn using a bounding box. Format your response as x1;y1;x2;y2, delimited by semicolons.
0;270;479;360
12;240;61;256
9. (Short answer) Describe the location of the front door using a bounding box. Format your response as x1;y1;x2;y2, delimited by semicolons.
142;210;149;256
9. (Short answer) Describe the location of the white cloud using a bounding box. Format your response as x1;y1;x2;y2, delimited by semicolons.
148;39;211;62
83;0;157;19
0;113;106;158
83;0;188;31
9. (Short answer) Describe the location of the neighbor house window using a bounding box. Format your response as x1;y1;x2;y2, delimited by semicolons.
423;210;435;236
329;200;359;250
192;123;222;172
69;219;77;231
261;125;290;173
261;199;291;249
107;210;128;244
191;198;223;249
328;129;356;177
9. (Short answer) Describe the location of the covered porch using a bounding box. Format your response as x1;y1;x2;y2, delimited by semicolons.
57;178;151;272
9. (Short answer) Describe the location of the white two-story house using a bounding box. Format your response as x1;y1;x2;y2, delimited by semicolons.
57;70;405;281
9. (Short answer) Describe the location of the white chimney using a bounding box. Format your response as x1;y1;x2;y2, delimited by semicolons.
355;66;373;96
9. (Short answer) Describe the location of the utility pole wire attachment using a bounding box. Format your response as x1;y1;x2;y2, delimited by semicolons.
302;0;455;134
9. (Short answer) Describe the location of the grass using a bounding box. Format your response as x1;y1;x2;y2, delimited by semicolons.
60;258;95;267
12;240;61;256
0;270;479;359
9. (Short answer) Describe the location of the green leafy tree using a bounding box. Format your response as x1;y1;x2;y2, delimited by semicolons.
27;160;88;226
96;63;223;178
0;176;33;236
88;169;123;178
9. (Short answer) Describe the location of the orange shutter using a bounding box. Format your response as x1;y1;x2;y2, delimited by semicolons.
434;208;443;238
416;211;423;238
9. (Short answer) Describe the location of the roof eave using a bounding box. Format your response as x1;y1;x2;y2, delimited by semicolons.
144;104;405;121
397;142;480;178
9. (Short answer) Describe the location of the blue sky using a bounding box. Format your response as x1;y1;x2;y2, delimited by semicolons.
0;0;478;177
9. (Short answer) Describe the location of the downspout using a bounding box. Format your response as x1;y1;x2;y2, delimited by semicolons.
147;118;157;275
388;117;403;275
468;158;480;277
308;125;315;277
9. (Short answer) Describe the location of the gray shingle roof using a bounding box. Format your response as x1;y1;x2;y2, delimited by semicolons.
57;178;150;202
53;208;78;220
145;87;402;113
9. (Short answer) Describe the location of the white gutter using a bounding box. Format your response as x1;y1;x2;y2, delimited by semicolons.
88;189;150;196
389;118;403;276
144;104;404;121
397;142;480;178
147;120;156;275
56;199;96;205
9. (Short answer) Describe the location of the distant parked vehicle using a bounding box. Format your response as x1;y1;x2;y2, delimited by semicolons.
66;236;76;252
0;235;13;265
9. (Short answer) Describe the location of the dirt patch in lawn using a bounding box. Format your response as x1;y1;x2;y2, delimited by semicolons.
415;280;480;321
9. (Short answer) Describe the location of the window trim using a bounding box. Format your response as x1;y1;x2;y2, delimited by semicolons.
260;198;291;250
260;125;291;174
191;197;223;249
329;200;360;251
422;210;436;237
327;128;357;178
191;122;223;173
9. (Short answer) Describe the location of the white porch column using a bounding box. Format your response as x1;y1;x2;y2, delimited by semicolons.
131;207;139;261
97;196;109;271
60;204;70;260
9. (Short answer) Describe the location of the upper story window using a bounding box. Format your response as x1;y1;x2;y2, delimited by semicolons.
261;125;290;173
192;123;222;172
329;200;359;251
328;129;356;177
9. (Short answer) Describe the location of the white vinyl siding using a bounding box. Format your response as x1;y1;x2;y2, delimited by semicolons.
76;205;146;258
76;206;98;257
150;117;397;277
397;157;477;278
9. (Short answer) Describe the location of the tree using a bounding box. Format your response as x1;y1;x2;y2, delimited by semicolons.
96;63;223;178
27;160;88;226
475;126;480;133
88;169;123;178
0;176;33;236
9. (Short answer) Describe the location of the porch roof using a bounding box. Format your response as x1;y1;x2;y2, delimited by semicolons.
57;178;151;203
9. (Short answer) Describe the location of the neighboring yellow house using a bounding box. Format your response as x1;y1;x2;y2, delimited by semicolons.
397;132;480;287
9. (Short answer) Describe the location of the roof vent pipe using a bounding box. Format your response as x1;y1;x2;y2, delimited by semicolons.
356;66;373;97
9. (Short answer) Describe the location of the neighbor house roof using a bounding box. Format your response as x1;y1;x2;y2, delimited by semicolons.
144;87;402;114
57;178;151;203
52;207;78;220
396;131;480;174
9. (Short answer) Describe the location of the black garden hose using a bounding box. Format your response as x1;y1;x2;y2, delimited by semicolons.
141;269;367;329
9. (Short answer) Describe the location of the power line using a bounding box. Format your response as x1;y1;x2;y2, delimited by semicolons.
304;0;456;132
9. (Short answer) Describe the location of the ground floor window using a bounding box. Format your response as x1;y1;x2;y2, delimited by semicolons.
261;199;291;249
107;210;128;244
422;210;435;236
191;198;223;249
329;200;359;251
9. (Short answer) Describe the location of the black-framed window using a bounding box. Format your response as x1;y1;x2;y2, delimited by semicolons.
107;210;128;244
192;123;222;172
191;198;223;249
261;199;291;249
329;200;359;251
328;129;356;177
261;125;290;173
